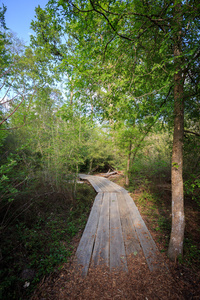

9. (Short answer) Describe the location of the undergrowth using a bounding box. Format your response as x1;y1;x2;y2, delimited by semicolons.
127;172;200;271
0;183;95;300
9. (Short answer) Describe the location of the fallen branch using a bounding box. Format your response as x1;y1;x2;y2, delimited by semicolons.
101;171;118;178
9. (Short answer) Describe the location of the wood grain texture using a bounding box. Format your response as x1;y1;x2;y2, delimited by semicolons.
94;177;114;192
79;174;126;193
117;193;142;256
123;192;167;271
88;178;103;193
91;177;108;192
107;180;127;193
75;193;103;275
79;174;102;192
92;193;110;267
110;193;128;271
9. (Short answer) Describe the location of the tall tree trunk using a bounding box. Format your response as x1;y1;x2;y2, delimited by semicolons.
125;140;132;186
89;158;93;174
70;90;73;105
168;3;185;261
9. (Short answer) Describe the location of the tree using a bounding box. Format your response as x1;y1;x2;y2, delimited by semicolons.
30;0;200;261
168;2;185;261
0;33;56;130
0;4;10;73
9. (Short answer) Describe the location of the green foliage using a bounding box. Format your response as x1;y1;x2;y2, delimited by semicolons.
184;176;200;209
183;122;200;209
128;130;172;185
156;216;171;233
138;191;155;205
184;238;200;266
17;217;71;280
0;183;95;299
0;156;19;203
0;0;199;296
132;170;200;269
0;4;11;73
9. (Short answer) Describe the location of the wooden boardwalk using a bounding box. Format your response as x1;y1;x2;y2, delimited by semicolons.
75;174;167;276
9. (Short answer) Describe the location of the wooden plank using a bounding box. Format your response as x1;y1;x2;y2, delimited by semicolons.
123;192;167;271
75;193;103;275
105;179;127;193
91;176;108;192
97;177;110;192
92;193;110;267
85;175;106;193
88;178;103;193
79;174;90;180
110;193;128;271
117;193;142;257
102;178;124;193
78;174;166;273
100;177;118;192
93;177;114;192
79;174;102;192
79;174;126;193
94;176;126;193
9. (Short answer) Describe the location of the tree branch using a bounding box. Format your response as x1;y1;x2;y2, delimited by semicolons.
131;85;173;163
0;94;26;126
103;35;116;63
68;0;93;13
67;1;171;42
89;0;134;41
0;64;14;79
184;130;200;137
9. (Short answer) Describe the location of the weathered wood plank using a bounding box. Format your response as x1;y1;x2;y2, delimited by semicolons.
91;177;109;192
117;193;142;257
79;174;89;180
110;193;128;271
79;174;126;193
78;174;166;274
105;179;126;193
95;176;126;193
79;174;102;192
93;177;114;192
84;175;110;193
123;192;167;271
94;177;110;192
88;178;103;193
75;193;103;275
92;193;110;267
105;179;127;193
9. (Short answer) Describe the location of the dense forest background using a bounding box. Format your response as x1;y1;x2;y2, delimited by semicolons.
0;1;199;299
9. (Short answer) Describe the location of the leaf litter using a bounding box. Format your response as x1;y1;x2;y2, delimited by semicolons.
31;249;200;300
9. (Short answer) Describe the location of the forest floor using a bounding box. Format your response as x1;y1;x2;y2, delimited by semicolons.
31;174;200;300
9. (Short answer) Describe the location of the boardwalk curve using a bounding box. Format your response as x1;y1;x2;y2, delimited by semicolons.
75;174;167;276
